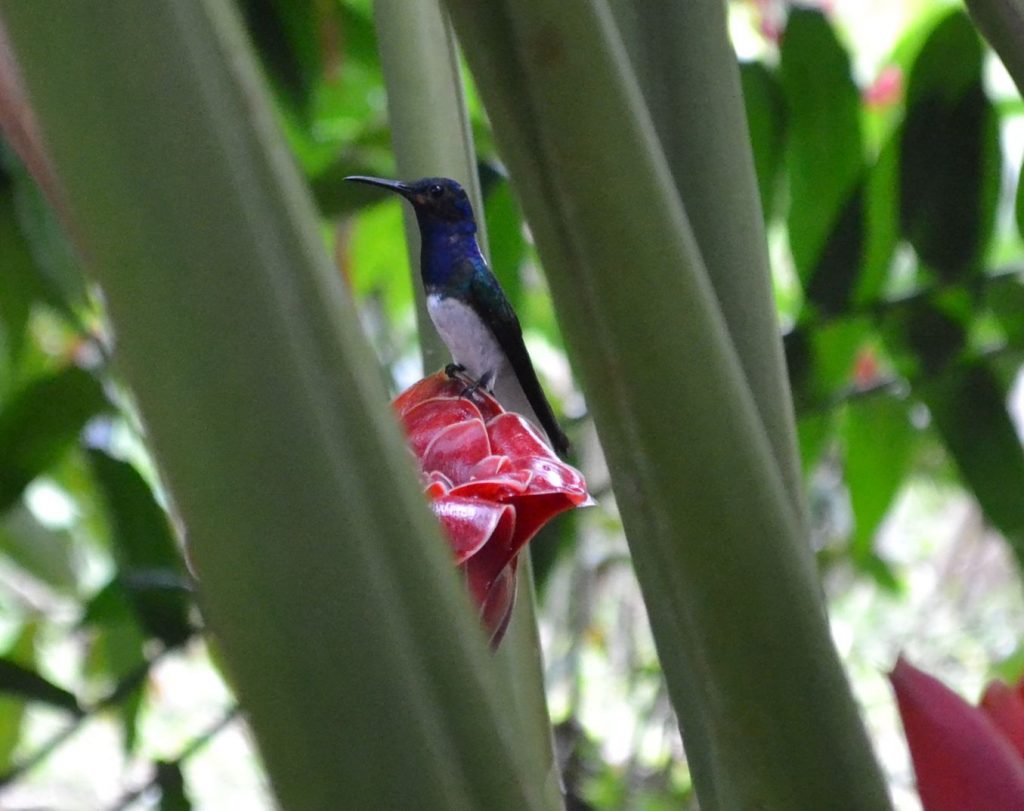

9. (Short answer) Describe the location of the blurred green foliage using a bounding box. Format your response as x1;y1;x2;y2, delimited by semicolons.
0;1;1022;808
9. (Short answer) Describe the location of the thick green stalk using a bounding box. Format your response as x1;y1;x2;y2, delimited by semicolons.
0;2;554;809
444;2;891;808
611;0;808;534
371;5;560;803
964;0;1024;98
373;0;482;369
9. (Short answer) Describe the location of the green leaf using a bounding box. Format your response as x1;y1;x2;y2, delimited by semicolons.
0;169;38;365
803;183;865;316
882;293;970;378
157;760;192;811
0;624;35;771
483;176;525;314
740;61;786;223
1017;160;1024;243
899;11;1000;281
986;276;1024;349
87;449;193;647
0;657;81;714
81;579;148;754
239;0;322;118
922;361;1024;564
843;396;915;561
856;134;900;304
0;366;109;511
780;9;863;286
0;503;78;593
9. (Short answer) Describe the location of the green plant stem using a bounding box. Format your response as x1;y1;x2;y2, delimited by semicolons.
373;0;482;369
0;2;555;808
372;4;560;803
444;2;892;808
611;0;807;534
965;0;1024;98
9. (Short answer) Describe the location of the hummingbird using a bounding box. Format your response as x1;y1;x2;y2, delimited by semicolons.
345;175;570;456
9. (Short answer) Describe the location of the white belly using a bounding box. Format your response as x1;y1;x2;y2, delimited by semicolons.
427;294;506;385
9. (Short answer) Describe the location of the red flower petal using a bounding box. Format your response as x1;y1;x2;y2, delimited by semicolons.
519;455;589;501
395;371;504;421
890;656;1024;811
982;680;1024;761
507;491;581;550
486;412;558;460
469;559;518;647
432;496;514;564
422;418;492;485
401;398;484;458
449;469;534;501
467;454;512;480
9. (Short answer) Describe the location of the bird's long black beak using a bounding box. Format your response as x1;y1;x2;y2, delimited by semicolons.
344;175;412;198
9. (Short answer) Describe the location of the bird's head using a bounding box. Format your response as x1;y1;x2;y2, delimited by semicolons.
345;175;476;234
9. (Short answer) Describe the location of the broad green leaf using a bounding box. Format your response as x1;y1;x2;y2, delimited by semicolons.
0;504;77;593
803;184;865;316
239;0;322;118
899;11;1000;281
0;366;109;511
844;396;916;562
856;134;900;304
87;450;193;648
923;361;1024;564
780;9;863;286
739;61;786;223
0;657;81;714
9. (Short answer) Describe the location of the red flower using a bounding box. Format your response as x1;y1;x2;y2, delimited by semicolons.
890;656;1024;810
394;371;590;647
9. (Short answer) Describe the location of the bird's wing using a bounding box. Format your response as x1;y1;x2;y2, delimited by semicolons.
470;271;570;455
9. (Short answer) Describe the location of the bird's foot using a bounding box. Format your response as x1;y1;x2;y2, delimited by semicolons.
454;369;496;402
444;362;466;379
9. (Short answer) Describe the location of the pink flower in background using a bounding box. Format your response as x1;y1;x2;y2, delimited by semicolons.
394;371;590;647
890;656;1024;810
864;65;903;108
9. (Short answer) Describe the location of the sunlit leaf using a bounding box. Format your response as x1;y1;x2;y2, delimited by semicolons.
780;9;863;287
739;61;786;222
844;396;916;565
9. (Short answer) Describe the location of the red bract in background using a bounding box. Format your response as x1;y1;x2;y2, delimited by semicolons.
890;656;1024;810
394;371;591;647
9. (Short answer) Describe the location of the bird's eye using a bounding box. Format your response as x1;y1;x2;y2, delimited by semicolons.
428;184;444;199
